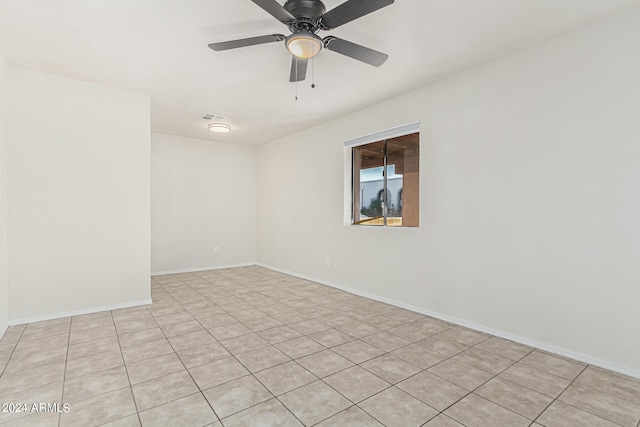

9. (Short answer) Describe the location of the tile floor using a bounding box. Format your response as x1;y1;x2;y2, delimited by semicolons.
1;266;639;426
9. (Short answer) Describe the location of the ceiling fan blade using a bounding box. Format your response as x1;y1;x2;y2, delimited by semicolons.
320;0;394;29
289;57;308;82
208;34;285;51
251;0;296;24
323;37;388;66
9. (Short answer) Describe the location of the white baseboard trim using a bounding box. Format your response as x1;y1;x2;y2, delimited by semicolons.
257;263;640;380
7;299;153;326
151;262;257;276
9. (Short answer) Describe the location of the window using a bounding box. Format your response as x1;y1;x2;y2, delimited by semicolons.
348;123;420;227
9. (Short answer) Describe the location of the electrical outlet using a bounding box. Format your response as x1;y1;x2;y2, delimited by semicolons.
325;257;331;268
214;246;220;254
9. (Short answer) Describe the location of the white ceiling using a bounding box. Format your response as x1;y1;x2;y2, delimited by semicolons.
1;0;639;145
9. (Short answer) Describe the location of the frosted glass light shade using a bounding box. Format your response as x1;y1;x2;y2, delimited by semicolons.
286;33;322;59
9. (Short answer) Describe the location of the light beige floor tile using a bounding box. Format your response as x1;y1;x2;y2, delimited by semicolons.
203;375;273;418
387;324;433;342
475;377;552;420
159;319;205;338
0;381;63;424
71;315;114;332
126;353;185;385
234;345;291;373
138;392;217;427
118;327;165;348
359;386;438;427
60;387;137;427
397;371;468;411
520;350;586;380
101;414;141;426
67;336;120;360
208;323;252;341
499;362;570;398
240;316;283;332
392;343;448;369
279;380;351;426
362;316;404;331
474;337;532;361
168;330;216;351
445;393;529;427
576;366;640;404
4;345;67;373
316;406;384;426
112;308;152;323
122;339;173;364
69;324;117;345
451;347;514;375
189;357;249;390
537;400;619;427
361;354;421;384
114;318;158;335
65;349;124;379
221;333;269;355
0;411;60;427
254;361;317;396
0;362;65;396
132;370;199;411
257;325;303;344
64;365;129;402
296;349;353;378
221;398;302;427
289;319;331;335
558;382;640;426
323;365;390;403
335;320;379;338
231;308;267;321
423;414;465;426
428;359;493;391
441;327;490;346
198;314;238;329
416;335;470;357
21;324;70;341
307;328;355;347
177;342;230;369
153;311;194;326
332;340;384;364
275;336;326;359
362;331;411;352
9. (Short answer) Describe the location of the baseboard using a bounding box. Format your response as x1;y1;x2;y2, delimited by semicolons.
151;262;257;276
257;263;640;380
7;299;153;326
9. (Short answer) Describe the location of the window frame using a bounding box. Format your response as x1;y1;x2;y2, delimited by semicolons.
343;122;420;228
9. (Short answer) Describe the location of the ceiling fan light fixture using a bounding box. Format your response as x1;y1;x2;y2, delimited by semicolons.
209;122;231;133
286;32;322;59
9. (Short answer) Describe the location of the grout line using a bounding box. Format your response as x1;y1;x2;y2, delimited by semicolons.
110;309;145;427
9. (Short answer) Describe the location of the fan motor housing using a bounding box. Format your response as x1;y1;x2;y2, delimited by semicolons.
284;0;326;20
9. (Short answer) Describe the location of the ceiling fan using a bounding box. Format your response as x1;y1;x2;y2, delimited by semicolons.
208;0;394;82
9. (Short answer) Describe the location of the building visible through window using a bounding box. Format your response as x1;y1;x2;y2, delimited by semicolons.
352;131;419;227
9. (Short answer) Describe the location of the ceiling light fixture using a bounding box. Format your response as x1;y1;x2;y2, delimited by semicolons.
209;122;230;133
286;31;323;59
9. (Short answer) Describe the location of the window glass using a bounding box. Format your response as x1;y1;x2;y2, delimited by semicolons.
352;132;419;227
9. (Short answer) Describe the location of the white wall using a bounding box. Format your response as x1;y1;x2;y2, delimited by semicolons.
7;69;151;322
151;133;256;274
257;10;640;374
0;52;8;336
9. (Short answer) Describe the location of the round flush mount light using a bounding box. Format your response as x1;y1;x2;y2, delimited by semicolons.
286;31;322;59
209;122;231;133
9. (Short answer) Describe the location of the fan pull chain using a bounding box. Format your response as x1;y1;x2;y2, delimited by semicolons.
311;57;316;89
295;57;298;101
